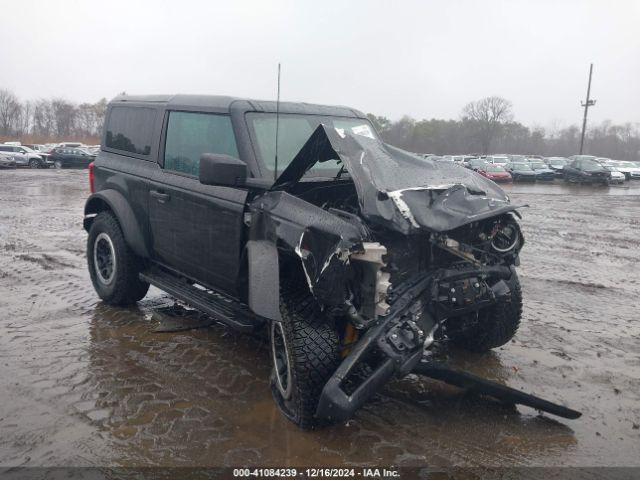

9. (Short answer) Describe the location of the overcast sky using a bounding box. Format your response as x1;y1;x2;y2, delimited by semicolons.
0;0;638;128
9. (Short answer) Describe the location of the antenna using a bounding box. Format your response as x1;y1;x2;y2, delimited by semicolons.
274;63;281;181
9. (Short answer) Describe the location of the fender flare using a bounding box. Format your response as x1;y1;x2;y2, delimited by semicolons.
246;240;281;321
84;190;149;258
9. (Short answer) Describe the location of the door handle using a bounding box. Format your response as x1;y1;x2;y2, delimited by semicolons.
150;190;171;203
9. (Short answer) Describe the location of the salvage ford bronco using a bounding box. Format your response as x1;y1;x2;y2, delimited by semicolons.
84;95;580;428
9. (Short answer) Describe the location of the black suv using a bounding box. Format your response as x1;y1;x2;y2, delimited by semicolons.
84;94;528;428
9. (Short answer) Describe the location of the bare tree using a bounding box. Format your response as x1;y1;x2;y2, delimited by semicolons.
32;99;55;137
15;100;33;136
462;96;514;154
0;89;21;135
51;98;77;137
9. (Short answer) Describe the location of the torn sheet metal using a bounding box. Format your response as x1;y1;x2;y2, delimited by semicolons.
249;190;366;305
270;124;522;233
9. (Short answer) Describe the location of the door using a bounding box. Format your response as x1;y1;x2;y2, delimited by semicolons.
564;160;578;181
70;148;92;167
148;110;248;295
11;147;28;166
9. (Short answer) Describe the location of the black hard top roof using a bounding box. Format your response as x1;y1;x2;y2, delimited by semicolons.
110;94;366;118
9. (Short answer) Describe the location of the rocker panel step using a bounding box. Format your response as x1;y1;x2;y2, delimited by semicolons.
140;269;262;332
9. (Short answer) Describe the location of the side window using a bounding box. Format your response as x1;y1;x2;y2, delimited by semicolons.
164;111;239;176
105;106;156;156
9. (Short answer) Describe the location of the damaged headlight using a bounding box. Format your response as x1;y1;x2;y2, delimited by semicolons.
490;220;521;253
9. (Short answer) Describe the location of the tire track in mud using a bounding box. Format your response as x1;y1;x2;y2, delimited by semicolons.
1;171;639;468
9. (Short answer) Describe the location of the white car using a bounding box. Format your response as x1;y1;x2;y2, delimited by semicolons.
602;165;626;184
0;152;17;168
614;161;640;180
0;144;47;168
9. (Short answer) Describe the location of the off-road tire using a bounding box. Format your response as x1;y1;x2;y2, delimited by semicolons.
448;275;523;353
270;281;341;429
87;211;149;305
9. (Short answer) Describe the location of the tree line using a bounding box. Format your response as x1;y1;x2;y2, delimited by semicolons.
1;88;638;160
368;96;640;161
0;88;106;144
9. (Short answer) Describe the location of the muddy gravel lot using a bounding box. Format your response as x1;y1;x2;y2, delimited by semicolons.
0;169;639;469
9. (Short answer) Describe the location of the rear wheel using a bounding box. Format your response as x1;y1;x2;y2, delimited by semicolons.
269;280;341;429
54;160;63;169
446;274;523;353
87;211;149;305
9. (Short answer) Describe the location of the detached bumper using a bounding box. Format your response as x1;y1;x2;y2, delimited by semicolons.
315;266;514;422
315;276;432;422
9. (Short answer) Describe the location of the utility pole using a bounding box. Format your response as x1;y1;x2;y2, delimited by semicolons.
579;63;596;155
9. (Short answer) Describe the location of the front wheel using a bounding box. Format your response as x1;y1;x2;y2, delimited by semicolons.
270;281;341;429
29;159;41;169
87;211;149;305
446;274;523;353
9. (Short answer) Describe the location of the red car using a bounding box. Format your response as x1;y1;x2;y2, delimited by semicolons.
478;164;513;183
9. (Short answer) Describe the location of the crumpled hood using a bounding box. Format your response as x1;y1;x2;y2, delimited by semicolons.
271;124;521;233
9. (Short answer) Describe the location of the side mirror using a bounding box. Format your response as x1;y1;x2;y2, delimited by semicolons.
199;153;247;187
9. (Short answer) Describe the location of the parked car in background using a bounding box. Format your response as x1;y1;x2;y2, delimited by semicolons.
466;158;487;171
602;165;625;184
507;163;537;182
23;144;47;153
563;157;610;185
486;155;510;166
545;157;568;177
614;161;640;180
528;160;556;181
477;164;512;183
0;144;47;168
48;147;95;169
0;152;17;168
57;142;84;148
508;154;526;163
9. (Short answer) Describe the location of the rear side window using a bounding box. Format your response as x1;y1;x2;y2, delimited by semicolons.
105;106;156;156
164;111;239;176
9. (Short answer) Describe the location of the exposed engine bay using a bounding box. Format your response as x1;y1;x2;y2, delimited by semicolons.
289;178;523;328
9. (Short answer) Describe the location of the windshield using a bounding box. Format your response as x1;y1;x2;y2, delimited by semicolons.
582;160;604;171
491;157;508;163
513;164;532;171
246;112;378;177
531;162;545;169
20;146;35;153
486;165;505;172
